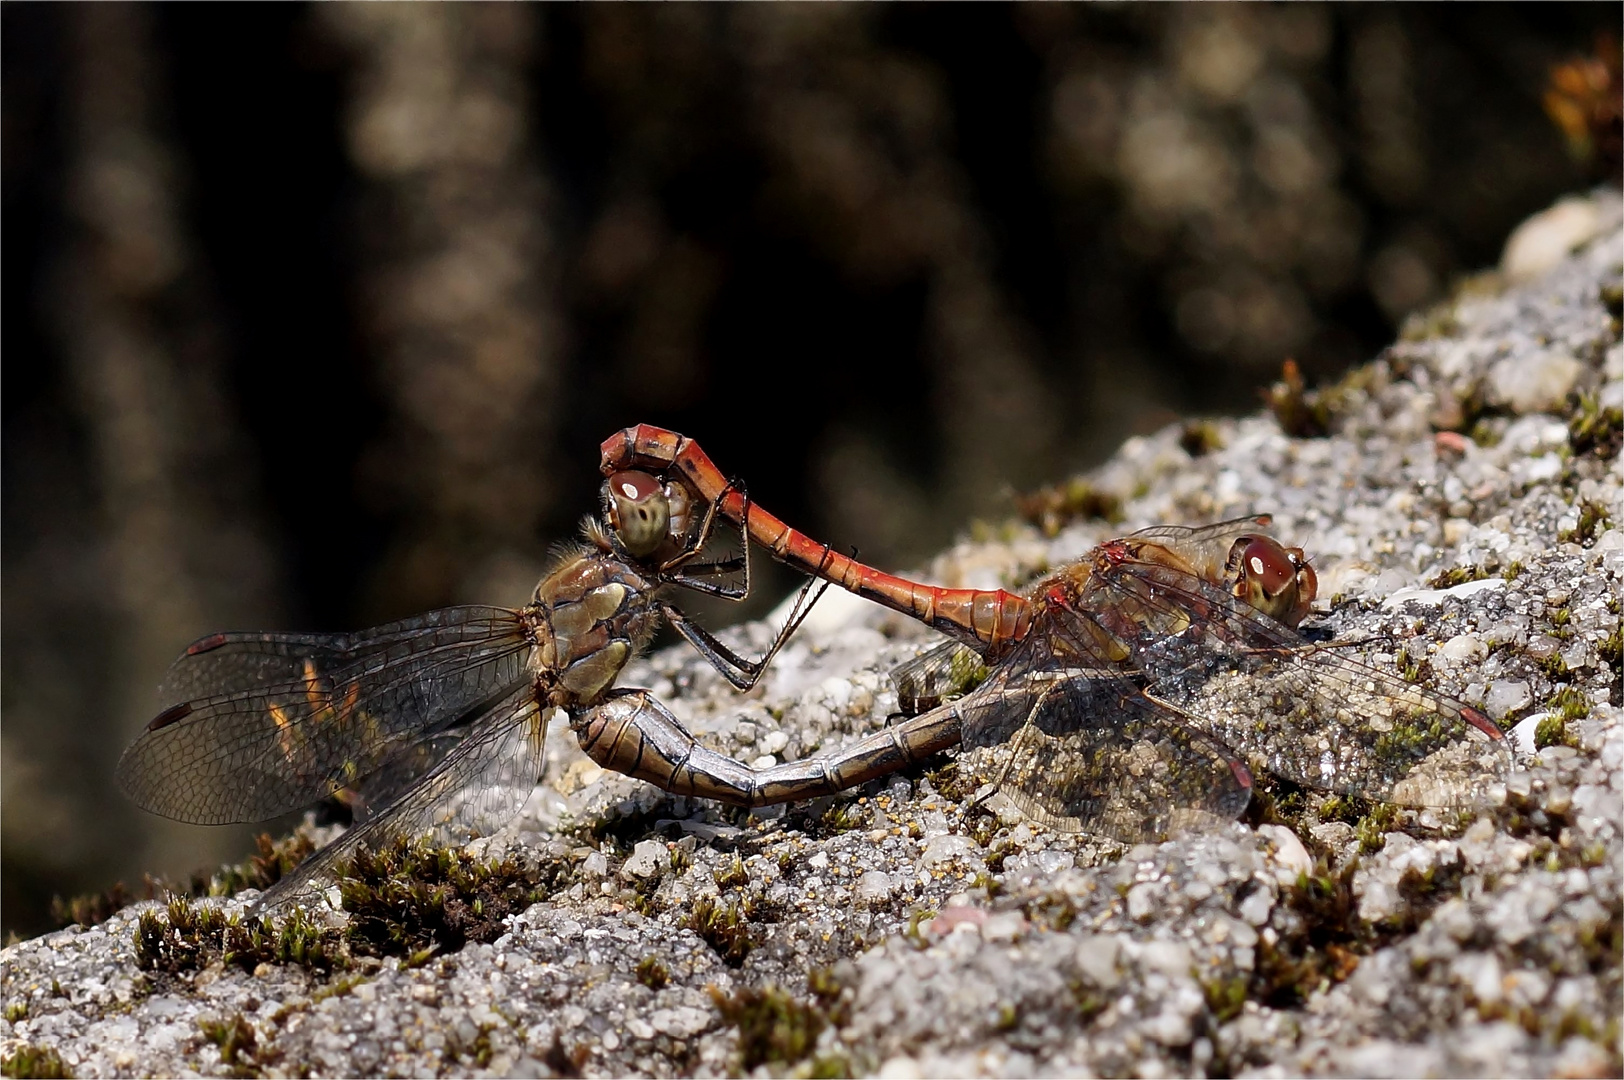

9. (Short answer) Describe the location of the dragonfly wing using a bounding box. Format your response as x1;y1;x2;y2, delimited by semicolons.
340;732;465;822
251;688;548;912
1092;560;1512;805
1127;515;1270;546
117;607;534;824
982;674;1252;842
891;640;990;715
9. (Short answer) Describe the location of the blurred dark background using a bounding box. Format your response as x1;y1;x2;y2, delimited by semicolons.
3;4;1613;938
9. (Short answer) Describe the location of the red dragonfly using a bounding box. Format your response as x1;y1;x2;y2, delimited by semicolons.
601;424;1513;839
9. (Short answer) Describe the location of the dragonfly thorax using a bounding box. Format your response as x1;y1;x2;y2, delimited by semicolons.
531;548;661;707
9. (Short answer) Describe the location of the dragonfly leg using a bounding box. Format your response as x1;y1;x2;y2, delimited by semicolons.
660;478;753;600
658;574;828;692
573;689;963;807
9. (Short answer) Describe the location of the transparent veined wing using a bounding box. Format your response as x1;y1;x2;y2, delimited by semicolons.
1078;554;1511;804
117;607;535;824
251;688;549;912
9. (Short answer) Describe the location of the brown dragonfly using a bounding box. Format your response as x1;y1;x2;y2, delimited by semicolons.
118;470;852;910
600;424;1514;839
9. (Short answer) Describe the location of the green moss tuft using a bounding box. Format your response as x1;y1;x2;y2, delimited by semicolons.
635;956;670;990
199;1013;260;1070
1569;393;1623;459
712;855;749;890
1356;803;1402;855
1534;714;1579;750
709;985;827;1071
337;836;556;959
0;1045;70;1079
687;895;757;966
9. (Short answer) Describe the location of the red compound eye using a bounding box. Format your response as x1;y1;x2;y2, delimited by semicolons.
604;470;670;558
1240;537;1296;597
609;470;662;504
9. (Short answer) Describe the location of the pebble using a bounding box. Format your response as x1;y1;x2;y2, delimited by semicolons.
620;839;667;879
1487;351;1584;415
1484;679;1533;720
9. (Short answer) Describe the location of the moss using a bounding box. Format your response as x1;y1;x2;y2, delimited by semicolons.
1012;477;1123;537
1427;565;1490;589
1371;714;1451;770
1263;358;1377;438
337;836;558;960
55;830;319;934
1558;500;1613;545
903;908;934;945
137;834;564;978
1069;981;1107;1023
709;985;826;1071
1356;803;1402;855
1534;713;1580;750
3;1003;26;1023
923;758;981;804
1599;624;1623;669
1568;393;1623;460
1548;685;1591;724
134;898;226;973
1317;793;1368;827
310;973;367;1005
807;965;846;1009
809;1055;853;1079
1179;420;1225;458
1537;651;1572;681
1202;975;1249;1023
714;857;750;889
134;897;343;975
1502;560;1524;582
687;895;757;966
1251;864;1369;1009
1390;297;1468;339
818;802;866;835
635;956;670;990
0;1046;70;1079
200;1013;261;1072
1264;358;1331;437
49;883;135;930
965;810;1000;850
208;832;319;899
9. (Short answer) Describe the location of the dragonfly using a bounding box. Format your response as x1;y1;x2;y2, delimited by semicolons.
118;468;851;911
600;424;1514;840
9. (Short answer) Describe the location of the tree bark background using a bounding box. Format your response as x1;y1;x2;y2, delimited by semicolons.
2;4;1613;936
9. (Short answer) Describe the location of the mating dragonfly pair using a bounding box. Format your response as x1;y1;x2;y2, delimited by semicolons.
118;424;1512;910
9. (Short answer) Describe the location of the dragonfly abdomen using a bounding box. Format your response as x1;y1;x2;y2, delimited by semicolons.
573;690;963;808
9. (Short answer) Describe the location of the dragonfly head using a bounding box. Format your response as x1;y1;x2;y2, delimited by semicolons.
603;470;672;559
1228;535;1316;628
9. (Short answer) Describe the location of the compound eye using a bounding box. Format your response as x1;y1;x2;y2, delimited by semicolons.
1239;537;1297;598
605;470;670;558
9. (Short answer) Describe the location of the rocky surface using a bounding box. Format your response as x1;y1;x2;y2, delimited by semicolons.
3;189;1620;1078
